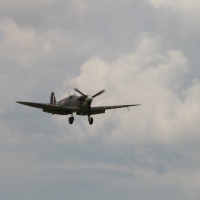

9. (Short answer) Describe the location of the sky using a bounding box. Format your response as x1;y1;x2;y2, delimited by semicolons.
1;0;200;199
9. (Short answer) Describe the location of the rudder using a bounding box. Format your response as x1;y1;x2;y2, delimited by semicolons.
50;92;57;104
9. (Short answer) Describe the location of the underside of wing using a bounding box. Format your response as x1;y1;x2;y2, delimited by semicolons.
76;104;141;116
76;106;106;116
16;101;80;115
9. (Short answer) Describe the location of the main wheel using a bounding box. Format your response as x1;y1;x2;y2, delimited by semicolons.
89;117;93;125
69;117;74;124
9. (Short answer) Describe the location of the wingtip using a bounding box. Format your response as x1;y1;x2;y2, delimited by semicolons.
132;104;141;106
16;101;24;105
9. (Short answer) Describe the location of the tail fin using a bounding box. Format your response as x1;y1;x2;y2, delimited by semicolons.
50;92;57;104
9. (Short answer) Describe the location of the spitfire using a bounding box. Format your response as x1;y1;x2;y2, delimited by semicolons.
16;88;140;125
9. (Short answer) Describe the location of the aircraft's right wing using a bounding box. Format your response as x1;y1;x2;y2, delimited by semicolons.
16;101;80;115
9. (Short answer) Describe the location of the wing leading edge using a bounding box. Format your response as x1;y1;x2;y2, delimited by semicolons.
91;104;140;112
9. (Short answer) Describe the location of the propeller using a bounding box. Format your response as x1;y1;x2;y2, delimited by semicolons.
74;88;105;120
74;88;105;99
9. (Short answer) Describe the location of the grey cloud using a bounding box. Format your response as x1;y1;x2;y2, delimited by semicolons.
0;0;79;30
1;0;200;200
0;142;199;200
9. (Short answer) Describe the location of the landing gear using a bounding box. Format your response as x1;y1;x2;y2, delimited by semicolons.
69;117;74;124
69;113;74;124
88;117;93;125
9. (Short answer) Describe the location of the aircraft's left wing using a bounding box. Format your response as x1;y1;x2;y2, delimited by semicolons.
95;104;141;110
77;104;141;116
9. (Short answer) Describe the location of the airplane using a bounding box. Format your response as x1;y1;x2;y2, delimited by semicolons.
16;88;140;125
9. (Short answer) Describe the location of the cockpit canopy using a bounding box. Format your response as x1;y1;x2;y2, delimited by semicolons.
67;94;77;100
57;94;78;105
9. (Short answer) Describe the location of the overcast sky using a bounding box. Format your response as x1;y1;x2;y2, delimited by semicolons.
1;0;200;199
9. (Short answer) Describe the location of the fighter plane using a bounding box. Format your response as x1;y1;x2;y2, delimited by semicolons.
16;88;140;125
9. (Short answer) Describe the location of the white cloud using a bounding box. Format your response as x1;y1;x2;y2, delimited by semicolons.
52;33;200;146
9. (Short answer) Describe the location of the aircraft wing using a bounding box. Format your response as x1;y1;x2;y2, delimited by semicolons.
16;101;47;109
16;101;80;115
17;101;140;116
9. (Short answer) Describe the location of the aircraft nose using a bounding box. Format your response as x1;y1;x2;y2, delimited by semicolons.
86;95;93;103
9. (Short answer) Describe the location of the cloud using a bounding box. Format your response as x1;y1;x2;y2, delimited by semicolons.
146;0;200;36
0;19;51;68
146;0;200;14
0;1;200;199
0;0;83;30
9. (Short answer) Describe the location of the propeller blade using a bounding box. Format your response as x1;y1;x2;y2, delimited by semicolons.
92;89;105;98
74;88;87;98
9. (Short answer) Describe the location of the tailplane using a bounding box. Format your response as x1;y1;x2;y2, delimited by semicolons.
50;92;57;104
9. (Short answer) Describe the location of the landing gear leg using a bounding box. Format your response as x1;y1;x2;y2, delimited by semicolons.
87;106;93;125
69;113;74;124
